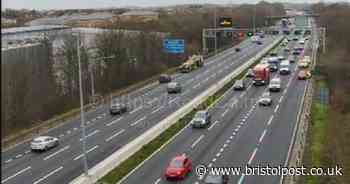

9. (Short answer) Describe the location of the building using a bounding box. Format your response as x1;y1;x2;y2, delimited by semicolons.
119;11;159;22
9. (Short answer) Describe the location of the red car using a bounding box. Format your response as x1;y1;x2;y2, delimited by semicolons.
165;154;192;180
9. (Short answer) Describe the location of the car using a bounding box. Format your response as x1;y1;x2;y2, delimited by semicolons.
204;173;229;184
165;154;192;180
299;40;305;45
287;37;292;41
277;56;285;61
257;41;263;45
279;60;291;75
235;47;241;52
31;136;59;151
233;79;246;90
298;70;312;80
258;92;272;106
267;57;279;64
246;69;255;78
269;77;281;92
167;82;182;93
110;102;127;115
284;47;290;52
260;57;269;64
288;55;296;63
293;37;299;41
268;63;278;72
269;52;278;57
191;110;211;128
159;74;172;83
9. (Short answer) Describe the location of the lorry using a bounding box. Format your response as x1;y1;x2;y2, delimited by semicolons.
252;63;270;86
178;55;204;73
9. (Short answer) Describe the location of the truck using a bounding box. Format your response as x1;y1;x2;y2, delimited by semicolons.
179;55;204;73
252;63;270;86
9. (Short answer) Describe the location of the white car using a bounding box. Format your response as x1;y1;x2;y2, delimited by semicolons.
31;136;59;151
299;40;305;45
269;78;281;92
258;92;272;106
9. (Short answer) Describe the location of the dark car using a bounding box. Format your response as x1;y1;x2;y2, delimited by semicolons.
109;103;127;115
159;74;172;83
233;79;246;90
191;110;211;128
269;52;278;57
167;82;182;94
204;173;229;184
235;47;241;52
268;63;278;72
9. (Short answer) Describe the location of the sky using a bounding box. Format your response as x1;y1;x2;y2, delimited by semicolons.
1;0;347;10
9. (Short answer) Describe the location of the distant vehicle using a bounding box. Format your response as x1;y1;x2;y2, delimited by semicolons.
287;37;292;41
179;55;204;73
304;30;312;35
298;70;312;80
258;92;272;106
233;79;246;90
235;47;241;52
294;29;302;35
260;57;269;64
268;57;279;64
298;56;311;68
159;74;172;83
252;64;270;86
288;55;296;63
246;69;255;78
277;56;285;61
191;110;211;128
31;136;59;151
165;154;192;180
293;37;299;41
110;102;128;115
167;82;182;93
268;63;278;72
269;77;281;92
299;40;305;45
270;51;278;57
279;60;291;75
284;47;290;52
204;173;229;184
295;46;304;51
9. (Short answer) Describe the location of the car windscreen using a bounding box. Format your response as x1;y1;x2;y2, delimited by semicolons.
195;112;206;119
169;159;183;168
32;139;42;143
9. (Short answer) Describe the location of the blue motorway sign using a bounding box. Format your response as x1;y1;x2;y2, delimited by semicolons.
163;39;185;54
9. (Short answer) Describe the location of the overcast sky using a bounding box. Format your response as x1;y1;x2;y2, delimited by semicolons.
1;0;347;10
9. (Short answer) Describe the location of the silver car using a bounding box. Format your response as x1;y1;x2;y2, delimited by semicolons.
31;136;59;151
167;82;182;93
258;92;272;106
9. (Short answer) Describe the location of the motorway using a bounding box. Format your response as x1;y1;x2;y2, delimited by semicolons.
119;17;315;184
1;32;281;183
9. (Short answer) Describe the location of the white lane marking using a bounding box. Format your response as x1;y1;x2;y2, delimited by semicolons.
208;163;213;168
15;154;22;159
73;128;78;131
130;106;143;114
151;106;163;114
220;148;224;153
5;159;13;163
274;104;280;113
279;96;284;103
248;148;258;165
92;118;97;122
33;166;63;184
230;136;234;139
79;130;100;141
283;89;287;94
86;121;91;124
208;120;219;131
193;83;201;89
97;116;102;119
130;116;146;126
259;130;267;143
221;109;229;117
246;84;252;91
267;115;274;126
223;144;228;148
73;145;99;161
59;134;64;138
234;128;239;132
1;166;31;183
204;77;210;82
43;146;70;161
106;117;123;127
24;150;30;154
148;98;158;104
239;92;245;98
216;152;221;157
154;178;161;184
212;158;217;162
226;140;231;144
105;129;125;142
191;135;205;149
66;130;71;134
169;97;178;104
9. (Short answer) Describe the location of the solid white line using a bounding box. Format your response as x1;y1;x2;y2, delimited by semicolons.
274;104;280;113
73;145;99;161
191;135;205;149
80;130;99;141
221;109;229;117
259;130;267;143
105;129;125;142
43;146;70;161
130;116;146;126
267;115;274;126
248;148;258;165
208;120;219;131
130;106;143;114
33;166;63;184
154;178;161;184
1;166;31;183
151;107;162;114
106;117;123;127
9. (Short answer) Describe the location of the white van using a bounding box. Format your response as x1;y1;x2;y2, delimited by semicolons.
269;77;281;92
279;60;291;75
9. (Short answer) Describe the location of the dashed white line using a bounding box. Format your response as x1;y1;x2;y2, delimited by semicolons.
216;152;221;157
105;129;125;142
43;146;70;161
274;104;280;113
59;134;64;138
193;83;201;89
80;130;100;141
15;154;22;159
1;166;31;183
66;130;71;134
212;158;217;162
279;96;284;103
5;159;13;163
33;166;63;184
248;148;258;165
130;106;143;114
208;120;219;131
230;136;234;139
267;116;274;126
148;98;158;104
259;130;267;143
24;150;30;154
283;89;287;94
73;145;99;161
130;116;146;126
169;97;178;104
191;135;205;149
234;128;239;132
106;117;123;127
221;109;229;117
151;107;163;114
154;178;161;184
